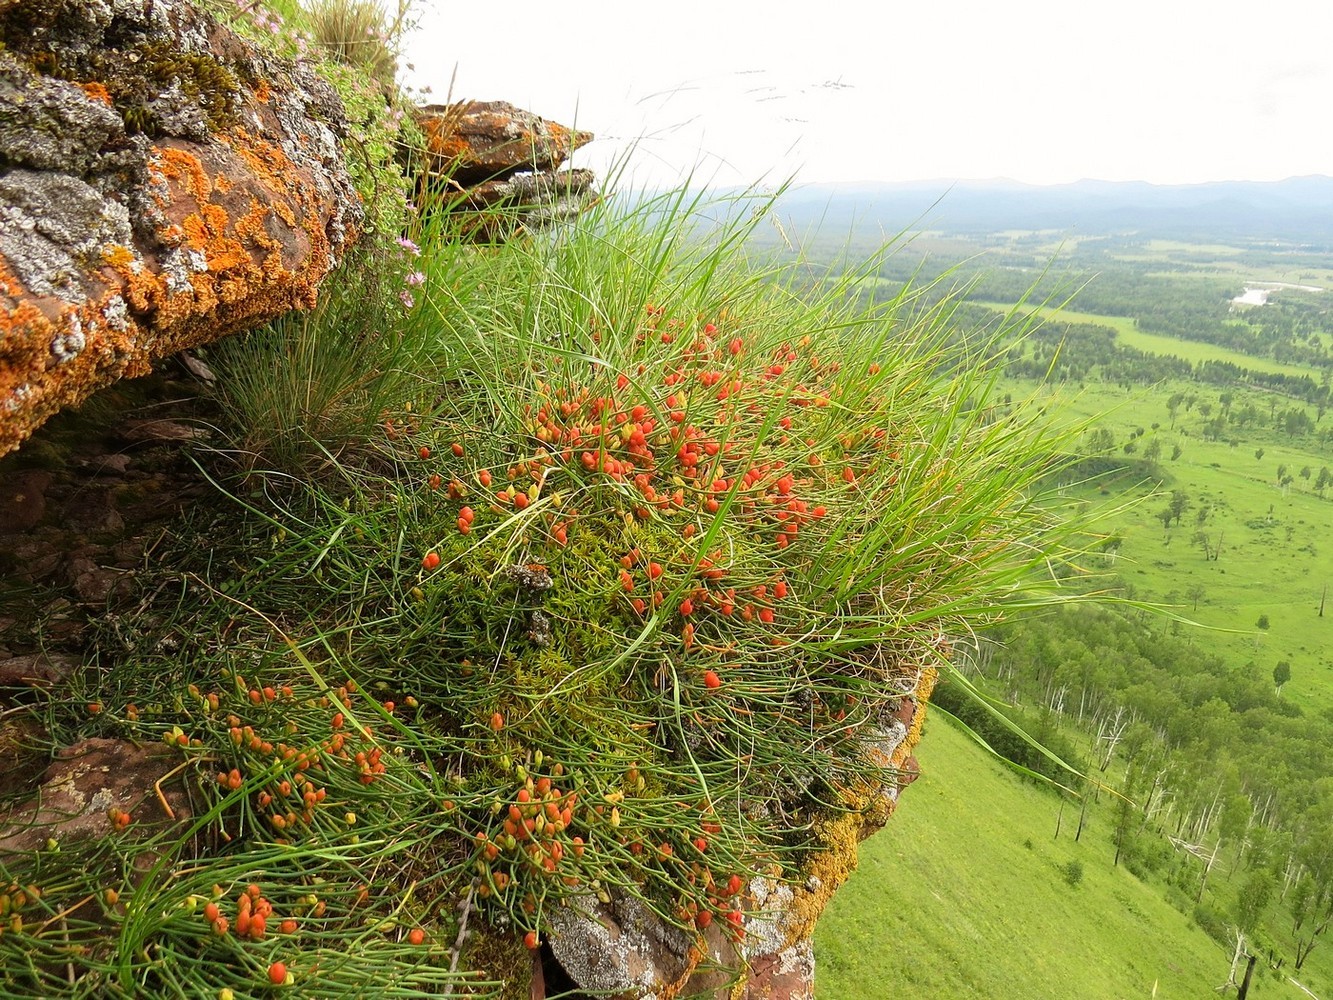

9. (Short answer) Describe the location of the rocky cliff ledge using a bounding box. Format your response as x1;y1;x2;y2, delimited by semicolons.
0;0;363;458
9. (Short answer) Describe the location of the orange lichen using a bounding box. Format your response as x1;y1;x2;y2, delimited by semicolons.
101;245;136;270
252;79;271;104
80;81;112;105
3;59;357;458
158;147;213;203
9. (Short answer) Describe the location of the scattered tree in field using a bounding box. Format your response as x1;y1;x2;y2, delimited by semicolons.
1273;660;1291;695
1283;406;1315;438
1085;426;1116;455
1255;447;1265;461
1192;530;1212;560
1198;402;1213;419
1143;437;1163;462
1256;614;1270;630
1277;463;1288;484
1123;440;1137;455
1167;392;1184;428
1171;443;1183;461
1316;466;1332;497
1061;859;1085;888
1186;583;1206;611
1169;490;1190;526
1158;507;1175;532
1301;465;1312;483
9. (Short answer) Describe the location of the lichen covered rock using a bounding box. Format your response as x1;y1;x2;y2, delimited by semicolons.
416;100;592;185
0;0;363;457
414;100;598;240
0;737;191;856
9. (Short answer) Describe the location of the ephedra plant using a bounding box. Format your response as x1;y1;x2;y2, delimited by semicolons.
0;186;1082;997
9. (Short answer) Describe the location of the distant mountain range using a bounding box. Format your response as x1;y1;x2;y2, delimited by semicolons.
768;176;1333;244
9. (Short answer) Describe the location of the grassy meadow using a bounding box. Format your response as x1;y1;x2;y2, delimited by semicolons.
977;301;1317;378
1024;376;1333;717
816;716;1333;999
815;718;1268;999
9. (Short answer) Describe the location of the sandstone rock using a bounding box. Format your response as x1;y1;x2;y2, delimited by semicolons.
416;100;593;186
414;101;598;240
0;737;191;856
0;468;51;529
0;650;79;687
0;0;363;458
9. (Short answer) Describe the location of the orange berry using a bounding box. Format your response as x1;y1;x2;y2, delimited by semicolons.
422;551;441;570
524;930;540;950
408;927;426;946
704;670;721;689
452;442;465;457
490;712;504;731
267;961;288;985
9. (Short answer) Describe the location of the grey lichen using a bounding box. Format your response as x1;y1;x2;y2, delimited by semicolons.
744;876;797;960
0;170;134;302
50;315;84;365
547;891;694;997
0;54;125;172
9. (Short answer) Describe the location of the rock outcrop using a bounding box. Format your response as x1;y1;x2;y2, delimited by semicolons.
0;737;192;856
414;101;599;239
0;0;363;458
542;671;935;1000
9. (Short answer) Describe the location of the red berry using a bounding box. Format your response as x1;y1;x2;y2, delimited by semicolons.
451;442;465;457
419;446;431;459
704;670;721;689
422;551;441;570
489;712;504;731
267;961;288;985
408;927;425;945
524;930;540;950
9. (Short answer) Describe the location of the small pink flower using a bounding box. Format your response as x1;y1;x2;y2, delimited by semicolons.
405;271;425;287
399;290;415;309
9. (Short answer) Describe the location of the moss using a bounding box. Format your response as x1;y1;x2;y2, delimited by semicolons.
460;926;531;1000
0;12;245;138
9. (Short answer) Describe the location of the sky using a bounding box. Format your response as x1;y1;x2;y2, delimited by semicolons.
401;0;1333;189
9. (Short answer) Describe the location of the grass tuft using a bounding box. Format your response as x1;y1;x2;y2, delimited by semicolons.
0;185;1087;996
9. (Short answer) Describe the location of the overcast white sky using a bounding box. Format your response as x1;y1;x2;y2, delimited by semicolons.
402;0;1332;189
